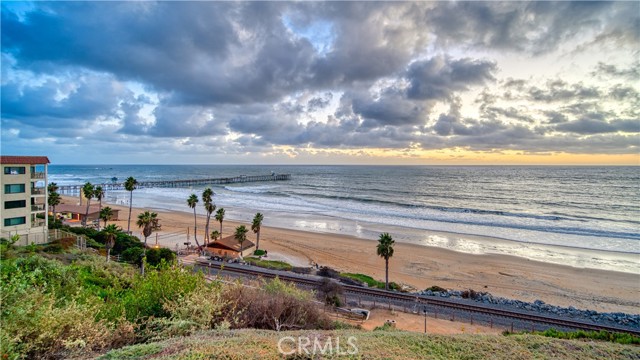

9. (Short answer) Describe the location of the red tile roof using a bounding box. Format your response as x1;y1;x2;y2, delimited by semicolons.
0;156;50;165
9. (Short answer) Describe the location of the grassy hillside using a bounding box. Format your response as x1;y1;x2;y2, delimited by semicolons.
95;329;640;360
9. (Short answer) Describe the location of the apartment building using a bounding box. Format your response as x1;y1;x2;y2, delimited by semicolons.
0;156;50;245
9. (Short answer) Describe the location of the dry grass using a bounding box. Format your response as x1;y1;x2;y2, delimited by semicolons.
92;329;640;360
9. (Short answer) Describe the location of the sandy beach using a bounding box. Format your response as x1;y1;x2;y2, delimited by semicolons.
65;195;640;314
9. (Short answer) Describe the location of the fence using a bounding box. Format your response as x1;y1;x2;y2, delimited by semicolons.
1;229;86;249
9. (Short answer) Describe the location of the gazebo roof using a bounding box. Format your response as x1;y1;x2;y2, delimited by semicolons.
206;235;254;252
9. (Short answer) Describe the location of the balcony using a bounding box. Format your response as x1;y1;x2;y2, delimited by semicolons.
31;172;45;179
31;219;46;228
31;188;45;196
31;204;46;212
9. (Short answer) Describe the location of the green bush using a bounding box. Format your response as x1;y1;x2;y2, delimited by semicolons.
253;249;266;256
146;247;176;267
244;257;292;271
121;247;144;264
523;328;640;345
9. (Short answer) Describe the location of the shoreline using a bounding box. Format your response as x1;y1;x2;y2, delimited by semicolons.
62;195;640;314
129;198;640;275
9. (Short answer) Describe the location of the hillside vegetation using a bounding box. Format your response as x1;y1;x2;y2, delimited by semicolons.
2;244;638;360
96;329;640;360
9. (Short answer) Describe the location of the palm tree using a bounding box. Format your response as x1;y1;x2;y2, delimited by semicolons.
102;224;120;262
47;182;59;194
48;192;61;217
47;182;60;215
100;207;114;227
187;194;201;251
124;177;138;234
215;208;225;238
376;232;395;291
82;182;95;226
210;230;220;242
136;210;158;275
251;212;264;251
202;188;216;245
94;186;104;230
234;225;249;256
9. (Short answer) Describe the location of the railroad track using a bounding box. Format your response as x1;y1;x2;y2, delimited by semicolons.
194;260;640;336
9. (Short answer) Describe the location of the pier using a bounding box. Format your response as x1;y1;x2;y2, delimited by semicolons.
57;174;291;195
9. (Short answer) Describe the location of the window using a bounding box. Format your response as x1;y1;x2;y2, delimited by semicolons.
4;167;25;175
4;200;26;209
4;184;25;194
4;217;26;226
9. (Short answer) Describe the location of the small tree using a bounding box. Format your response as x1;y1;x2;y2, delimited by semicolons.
102;224;120;262
376;232;395;291
210;230;220;242
234;225;248;256
251;212;264;250
215;208;225;238
136;210;159;275
202;188;216;245
187;194;201;251
81;182;95;226
124;177;137;234
48;192;61;216
100;207;114;227
94;186;105;230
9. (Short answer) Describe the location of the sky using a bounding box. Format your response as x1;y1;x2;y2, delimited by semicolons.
1;1;639;165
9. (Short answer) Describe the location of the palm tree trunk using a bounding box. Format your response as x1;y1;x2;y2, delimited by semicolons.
84;199;91;226
205;216;210;245
220;221;223;239
192;209;201;252
141;236;147;276
107;248;111;263
97;199;102;231
256;230;260;250
127;191;133;234
385;258;389;290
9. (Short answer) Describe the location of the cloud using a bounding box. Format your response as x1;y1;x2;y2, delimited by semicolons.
1;1;638;162
555;118;640;135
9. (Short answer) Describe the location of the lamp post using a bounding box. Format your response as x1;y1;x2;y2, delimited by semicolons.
423;305;427;333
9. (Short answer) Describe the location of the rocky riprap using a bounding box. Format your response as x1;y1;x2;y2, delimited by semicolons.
417;288;640;330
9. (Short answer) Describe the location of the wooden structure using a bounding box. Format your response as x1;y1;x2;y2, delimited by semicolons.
204;235;255;259
54;204;119;224
58;173;291;195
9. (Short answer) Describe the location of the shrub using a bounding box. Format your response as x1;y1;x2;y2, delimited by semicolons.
218;281;333;331
425;285;447;292
318;278;343;307
522;328;640;345
317;266;340;278
263;276;312;301
253;249;266;256
244;257;292;271
146;248;176;267
121;247;144;264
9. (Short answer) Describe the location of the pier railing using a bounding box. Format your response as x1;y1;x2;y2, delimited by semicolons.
57;173;291;195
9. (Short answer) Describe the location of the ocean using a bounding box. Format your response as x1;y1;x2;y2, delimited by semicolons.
49;165;640;273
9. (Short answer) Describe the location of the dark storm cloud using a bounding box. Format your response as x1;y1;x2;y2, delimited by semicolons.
1;1;639;159
406;57;496;100
424;1;638;54
555;119;640;135
1;73;126;128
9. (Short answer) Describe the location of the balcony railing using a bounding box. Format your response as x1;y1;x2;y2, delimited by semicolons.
31;172;45;179
31;204;46;212
31;219;46;228
31;188;45;196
